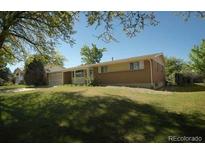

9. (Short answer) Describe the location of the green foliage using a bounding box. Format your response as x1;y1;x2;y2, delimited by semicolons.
2;81;13;86
0;47;16;67
165;56;184;83
0;12;76;65
0;11;159;66
0;66;12;85
80;44;106;64
87;79;99;86
1;11;205;68
85;11;158;42
181;63;193;74
24;57;47;86
190;39;205;75
26;51;65;67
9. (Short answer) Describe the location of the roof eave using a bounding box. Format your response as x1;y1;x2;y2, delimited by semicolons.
48;52;164;73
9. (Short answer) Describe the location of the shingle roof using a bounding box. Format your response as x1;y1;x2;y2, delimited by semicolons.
45;66;65;73
48;52;164;73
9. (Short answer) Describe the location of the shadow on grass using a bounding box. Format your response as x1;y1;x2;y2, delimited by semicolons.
0;91;205;143
159;83;205;92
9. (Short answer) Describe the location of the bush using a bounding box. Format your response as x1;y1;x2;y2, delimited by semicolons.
0;67;12;85
24;58;47;86
0;78;4;86
3;82;13;86
19;80;25;85
88;79;99;86
166;73;175;85
175;73;204;85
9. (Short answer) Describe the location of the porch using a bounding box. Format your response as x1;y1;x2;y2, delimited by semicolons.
63;67;94;85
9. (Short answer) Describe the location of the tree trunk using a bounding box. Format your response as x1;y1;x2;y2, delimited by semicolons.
0;34;6;49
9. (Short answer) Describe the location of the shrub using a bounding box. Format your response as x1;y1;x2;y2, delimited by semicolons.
175;73;204;85
24;58;47;86
19;80;25;85
0;67;12;85
0;78;4;86
3;82;13;86
88;79;99;86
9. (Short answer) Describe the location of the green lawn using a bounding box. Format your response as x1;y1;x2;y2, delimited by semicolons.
0;84;205;142
0;84;33;91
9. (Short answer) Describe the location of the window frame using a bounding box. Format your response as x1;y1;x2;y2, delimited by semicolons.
130;61;144;71
75;70;84;77
100;66;108;73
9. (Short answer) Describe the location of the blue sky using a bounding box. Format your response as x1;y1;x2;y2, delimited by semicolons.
9;12;205;72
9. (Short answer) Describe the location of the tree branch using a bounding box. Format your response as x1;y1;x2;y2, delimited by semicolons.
2;46;21;61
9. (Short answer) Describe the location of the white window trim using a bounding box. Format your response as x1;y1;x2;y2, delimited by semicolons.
98;66;108;73
130;61;144;70
98;67;101;73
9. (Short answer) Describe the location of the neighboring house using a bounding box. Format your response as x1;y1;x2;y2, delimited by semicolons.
14;68;24;84
47;52;165;89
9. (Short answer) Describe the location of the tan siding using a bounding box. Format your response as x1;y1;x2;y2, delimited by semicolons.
106;62;130;72
152;59;165;86
93;60;151;85
152;55;165;66
48;72;63;85
98;61;144;73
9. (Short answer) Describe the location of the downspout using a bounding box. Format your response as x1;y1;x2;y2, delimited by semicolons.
149;59;154;88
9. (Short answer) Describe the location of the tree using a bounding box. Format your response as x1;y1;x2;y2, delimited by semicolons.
26;51;65;67
189;39;205;75
176;11;205;21
24;57;47;86
180;63;193;74
85;12;158;42
0;66;12;85
1;11;205;67
0;12;76;65
165;56;184;83
0;49;15;68
0;11;158;66
80;44;106;64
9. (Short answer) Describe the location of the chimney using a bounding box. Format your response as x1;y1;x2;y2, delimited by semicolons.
112;57;114;61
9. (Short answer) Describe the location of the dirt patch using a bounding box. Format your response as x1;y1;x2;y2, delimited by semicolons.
105;86;172;95
5;88;36;93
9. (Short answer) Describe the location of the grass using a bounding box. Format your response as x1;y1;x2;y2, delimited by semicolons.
0;84;33;92
160;83;205;92
0;84;205;142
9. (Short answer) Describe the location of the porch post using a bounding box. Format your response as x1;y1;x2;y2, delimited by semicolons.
74;70;76;84
87;68;89;85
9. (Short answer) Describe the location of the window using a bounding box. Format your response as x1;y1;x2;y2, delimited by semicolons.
133;62;140;70
130;61;144;70
75;70;84;77
99;66;108;73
